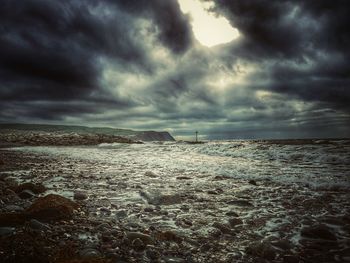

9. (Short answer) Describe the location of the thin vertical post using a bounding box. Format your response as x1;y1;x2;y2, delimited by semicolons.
195;131;198;142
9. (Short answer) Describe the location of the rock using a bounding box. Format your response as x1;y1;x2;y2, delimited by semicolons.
26;194;79;222
164;257;185;263
225;211;239;217
212;222;232;234
74;191;88;200
227;199;253;207
28;219;50;231
271;240;293;250
301;224;337;240
140;191;182;205
126;232;153;245
283;255;300;263
115;210;128;219
228;218;243;227
176;176;191;180
248;180;257;186
144;171;158;178
144;206;154;212
13;182;46;194
79;248;102;259
157;230;183;242
131;238;145;251
4;205;24;212
18;189;35;199
0;213;26;226
246;241;276;260
0;227;15;236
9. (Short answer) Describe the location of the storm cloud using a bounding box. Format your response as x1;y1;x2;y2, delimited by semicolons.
0;0;349;139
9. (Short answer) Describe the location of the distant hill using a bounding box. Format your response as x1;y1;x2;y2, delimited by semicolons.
0;123;175;142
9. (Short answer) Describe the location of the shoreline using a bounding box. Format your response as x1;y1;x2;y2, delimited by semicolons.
0;146;349;262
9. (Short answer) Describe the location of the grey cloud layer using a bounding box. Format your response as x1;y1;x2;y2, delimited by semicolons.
0;0;349;138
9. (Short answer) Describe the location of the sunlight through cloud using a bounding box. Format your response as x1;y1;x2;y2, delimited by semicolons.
178;0;239;47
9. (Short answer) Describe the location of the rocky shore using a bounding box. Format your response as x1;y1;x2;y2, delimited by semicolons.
0;130;138;147
0;148;349;263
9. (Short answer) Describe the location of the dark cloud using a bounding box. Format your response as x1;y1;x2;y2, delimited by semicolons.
0;0;349;138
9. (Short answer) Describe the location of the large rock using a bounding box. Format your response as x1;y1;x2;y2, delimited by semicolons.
26;194;79;222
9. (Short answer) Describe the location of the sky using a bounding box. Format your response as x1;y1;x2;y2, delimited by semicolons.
0;0;349;139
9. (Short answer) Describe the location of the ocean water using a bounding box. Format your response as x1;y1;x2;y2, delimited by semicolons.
15;139;350;189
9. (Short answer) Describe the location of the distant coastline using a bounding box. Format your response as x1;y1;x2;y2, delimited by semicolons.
0;123;175;147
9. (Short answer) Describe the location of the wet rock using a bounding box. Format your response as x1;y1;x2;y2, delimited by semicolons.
115;210;128;219
0;227;15;236
283;255;300;263
228;218;243;227
0;213;26;226
225;211;239;217
301;224;337;240
144;206;154;213
18;189;35;199
26;194;79;222
157;230;183;242
212;222;232;234
4;205;24;212
176;176;191;180
140;191;182;205
145;171;158;178
164;257;185;263
227;199;253;207
28;219;51;231
248;180;257;186
79;248;102;259
246;241;277;260
74;191;88;200
13;182;46;194
132;238;145;251
146;248;161;260
126;232;153;245
271;239;293;250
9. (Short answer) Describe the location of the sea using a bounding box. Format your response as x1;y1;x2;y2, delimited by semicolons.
14;139;350;190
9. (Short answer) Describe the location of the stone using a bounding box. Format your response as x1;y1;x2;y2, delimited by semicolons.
13;182;46;194
176;176;191;180
79;248;102;259
28;219;50;231
248;180;257;186
246;241;276;260
18;189;35;199
0;213;26;226
301;224;337;240
164;257;185;263
131;238;145;251
115;210;127;219
212;222;232;234
144;171;158;178
225;211;239;217
228;218;243;227
26;194;79;222
4;205;24;212
0;227;15;237
157;230;183;242
126;232;153;245
283;255;300;263
227;199;253;207
74;191;88;200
